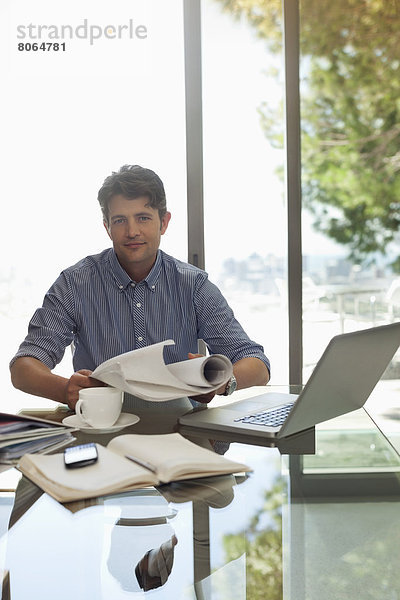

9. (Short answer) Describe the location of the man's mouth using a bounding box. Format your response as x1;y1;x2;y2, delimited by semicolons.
124;241;145;248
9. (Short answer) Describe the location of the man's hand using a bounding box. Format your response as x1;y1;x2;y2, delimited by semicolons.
64;370;106;410
187;353;227;404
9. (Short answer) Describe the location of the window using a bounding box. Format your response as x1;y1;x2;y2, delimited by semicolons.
299;0;400;389
1;0;187;411
201;0;287;382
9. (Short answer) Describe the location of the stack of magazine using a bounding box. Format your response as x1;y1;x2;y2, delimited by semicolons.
0;412;76;464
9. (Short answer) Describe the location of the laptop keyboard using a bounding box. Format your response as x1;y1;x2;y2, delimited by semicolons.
234;402;294;427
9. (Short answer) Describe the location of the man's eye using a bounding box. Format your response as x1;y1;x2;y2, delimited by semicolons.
112;218;125;225
139;216;150;222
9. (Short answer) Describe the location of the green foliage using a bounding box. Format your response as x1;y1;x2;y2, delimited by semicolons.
223;477;284;600
215;0;400;270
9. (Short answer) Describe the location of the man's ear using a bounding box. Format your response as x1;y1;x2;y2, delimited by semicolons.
103;220;112;239
160;211;171;235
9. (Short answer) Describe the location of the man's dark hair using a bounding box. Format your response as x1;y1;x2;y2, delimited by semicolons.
98;165;167;224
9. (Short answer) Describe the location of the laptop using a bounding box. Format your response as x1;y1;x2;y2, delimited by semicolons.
179;322;400;442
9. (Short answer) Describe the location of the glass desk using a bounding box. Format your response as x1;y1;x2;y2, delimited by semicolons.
0;395;400;600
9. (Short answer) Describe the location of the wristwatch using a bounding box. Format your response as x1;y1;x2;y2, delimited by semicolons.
223;375;237;396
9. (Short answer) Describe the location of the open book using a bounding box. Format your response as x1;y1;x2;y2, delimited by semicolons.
91;340;233;401
17;433;250;503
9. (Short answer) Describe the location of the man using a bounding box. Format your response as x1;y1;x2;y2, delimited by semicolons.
10;165;270;410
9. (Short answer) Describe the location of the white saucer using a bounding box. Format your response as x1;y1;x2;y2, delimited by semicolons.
62;412;140;434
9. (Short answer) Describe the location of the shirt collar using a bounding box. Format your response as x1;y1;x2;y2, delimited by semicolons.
144;250;162;291
108;248;162;292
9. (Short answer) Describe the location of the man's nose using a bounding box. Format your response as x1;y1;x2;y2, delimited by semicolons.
127;219;140;237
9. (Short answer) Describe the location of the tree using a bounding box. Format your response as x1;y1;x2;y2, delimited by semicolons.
215;0;400;270
223;477;283;600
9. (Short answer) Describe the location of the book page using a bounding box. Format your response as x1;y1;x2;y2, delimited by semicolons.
107;433;250;484
18;444;158;503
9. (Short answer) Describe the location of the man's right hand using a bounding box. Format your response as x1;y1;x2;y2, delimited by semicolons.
64;369;106;410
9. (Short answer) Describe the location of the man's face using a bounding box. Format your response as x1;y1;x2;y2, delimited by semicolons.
105;194;171;281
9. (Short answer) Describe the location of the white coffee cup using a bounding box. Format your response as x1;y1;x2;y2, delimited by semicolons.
75;387;123;428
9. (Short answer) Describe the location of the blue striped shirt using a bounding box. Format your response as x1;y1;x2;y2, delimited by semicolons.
11;249;270;374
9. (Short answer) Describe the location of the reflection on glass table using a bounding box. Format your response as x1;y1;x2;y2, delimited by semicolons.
0;404;399;598
104;491;178;593
285;409;400;600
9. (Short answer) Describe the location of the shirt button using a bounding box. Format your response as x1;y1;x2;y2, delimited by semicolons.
136;302;141;308
119;285;124;290
131;282;135;287
151;285;155;289
138;336;143;342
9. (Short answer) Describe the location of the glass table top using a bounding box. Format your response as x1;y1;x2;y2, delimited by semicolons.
0;397;400;599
